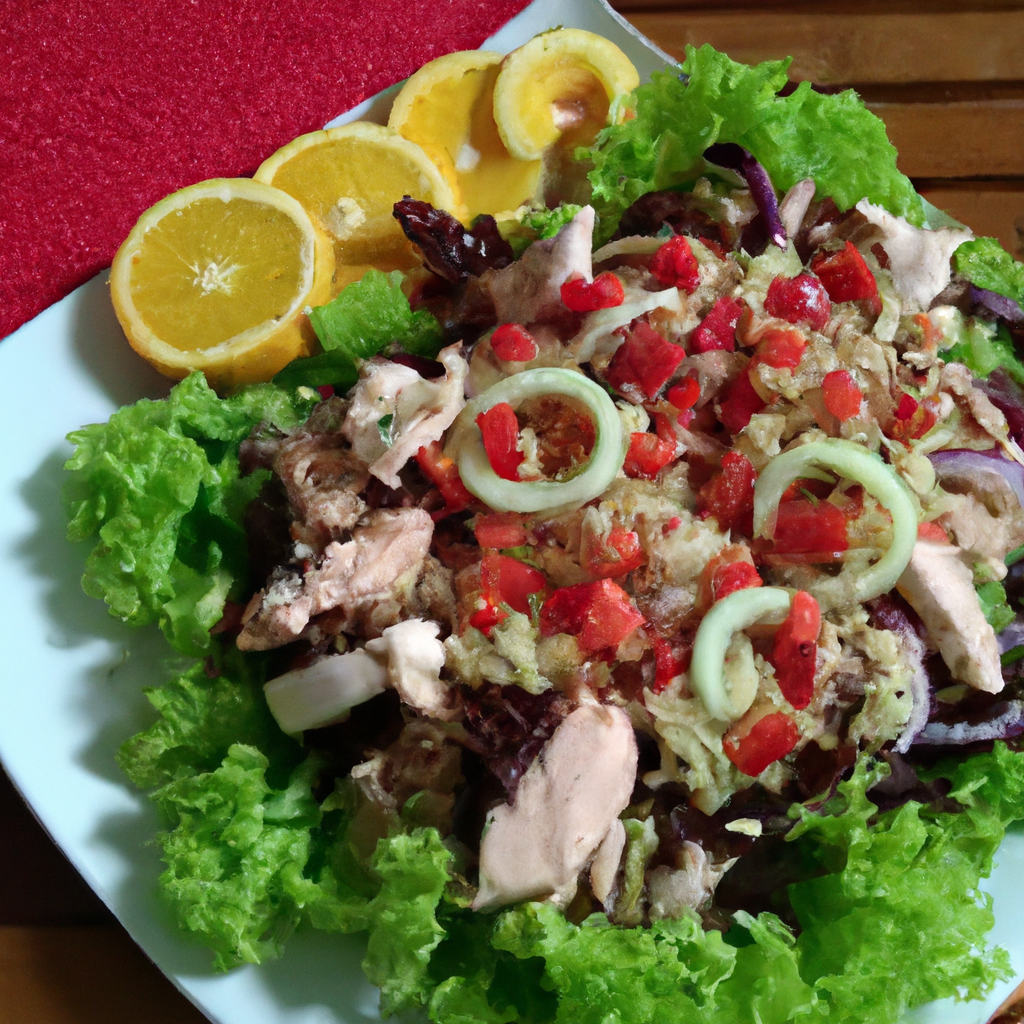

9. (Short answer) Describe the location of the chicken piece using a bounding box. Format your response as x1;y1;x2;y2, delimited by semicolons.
242;397;370;548
238;508;433;650
855;200;972;313
484;206;595;325
589;819;627;908
472;703;638;910
896;540;1003;693
342;345;467;490
647;842;736;920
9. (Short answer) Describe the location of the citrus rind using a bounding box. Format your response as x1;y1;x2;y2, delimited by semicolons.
493;28;640;161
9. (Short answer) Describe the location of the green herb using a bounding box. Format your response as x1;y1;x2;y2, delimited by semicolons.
977;579;1016;633
377;413;396;447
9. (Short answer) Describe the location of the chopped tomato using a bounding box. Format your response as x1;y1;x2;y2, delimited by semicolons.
697;452;756;534
711;560;762;601
768;590;821;710
666;377;700;411
718;369;766;434
476;402;523;481
650;235;701;292
764;274;831;331
469;553;549;634
651;634;691;693
918;521;950;544
491;323;538;362
888;392;938;442
757;326;807;369
474;512;527;549
539;579;645;656
415;441;474;518
822;369;863;421
771;499;849;560
690;295;743;353
698;235;729;261
810;241;878;303
581;525;644;579
623;431;677;479
561;272;625;312
606;320;687;400
724;710;801;776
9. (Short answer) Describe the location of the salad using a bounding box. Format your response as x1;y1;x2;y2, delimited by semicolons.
64;34;1024;1024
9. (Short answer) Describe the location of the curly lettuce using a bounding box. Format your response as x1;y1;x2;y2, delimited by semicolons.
64;373;316;656
586;44;924;243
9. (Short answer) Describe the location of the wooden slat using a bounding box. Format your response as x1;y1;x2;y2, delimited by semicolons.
0;926;208;1024
915;182;1024;255
612;0;1024;13
620;10;1024;84
870;99;1024;178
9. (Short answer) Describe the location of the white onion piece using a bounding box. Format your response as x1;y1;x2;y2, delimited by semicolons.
264;646;389;734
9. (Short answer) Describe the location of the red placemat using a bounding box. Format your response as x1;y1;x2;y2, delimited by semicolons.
0;0;532;341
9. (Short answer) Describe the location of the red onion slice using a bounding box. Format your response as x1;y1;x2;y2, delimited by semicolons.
928;447;1024;513
971;285;1024;325
914;700;1024;746
704;143;786;249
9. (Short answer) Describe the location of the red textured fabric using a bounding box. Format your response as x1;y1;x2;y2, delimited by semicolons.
0;0;532;340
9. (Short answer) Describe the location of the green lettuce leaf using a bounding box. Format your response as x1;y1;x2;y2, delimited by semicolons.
955;236;1024;309
153;744;325;970
586;44;923;242
275;269;444;390
977;580;1016;633
64;373;315;656
785;753;1018;1022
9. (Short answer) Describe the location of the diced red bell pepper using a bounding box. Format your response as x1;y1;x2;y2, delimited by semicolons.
690;295;743;353
650;235;701;293
561;272;625;312
469;553;549;634
768;590;821;710
415;441;475;518
918;521;950;544
581;525;644;580
771;498;849;561
724;710;801;776
810;241;879;303
666;377;700;411
539;579;645;656
651;634;691;694
764;274;831;332
718;368;766;434
888;392;938;442
822;369;863;421
697;452;757;534
711;560;763;601
757;326;807;369
474;512;527;550
623;431;677;479
491;323;538;362
476;402;523;481
606;320;687;400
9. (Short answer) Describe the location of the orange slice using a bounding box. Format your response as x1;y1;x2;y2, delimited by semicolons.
493;29;640;161
109;178;334;391
253;121;460;274
388;50;542;220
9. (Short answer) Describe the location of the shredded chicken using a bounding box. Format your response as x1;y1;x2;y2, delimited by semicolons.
342;344;468;489
647;842;736;920
855;199;972;313
896;540;1003;693
472;703;638;910
484;206;595;325
237;508;433;650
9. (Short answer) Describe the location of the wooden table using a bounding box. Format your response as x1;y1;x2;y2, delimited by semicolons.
2;2;1023;1022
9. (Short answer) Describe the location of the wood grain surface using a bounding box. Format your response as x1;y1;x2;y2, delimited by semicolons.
2;4;1022;1023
